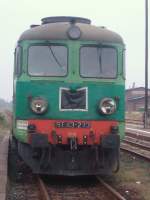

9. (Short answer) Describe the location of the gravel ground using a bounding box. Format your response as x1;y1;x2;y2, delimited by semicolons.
103;151;150;200
0;129;10;140
0;135;4;143
7;165;39;200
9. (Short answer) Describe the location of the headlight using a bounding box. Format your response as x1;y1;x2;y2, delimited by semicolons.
67;25;81;40
30;97;48;114
99;98;116;115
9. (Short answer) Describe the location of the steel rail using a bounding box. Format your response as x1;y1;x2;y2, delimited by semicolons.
96;176;126;200
123;138;150;151
120;144;150;162
126;119;143;125
125;131;150;142
37;177;51;200
126;128;150;134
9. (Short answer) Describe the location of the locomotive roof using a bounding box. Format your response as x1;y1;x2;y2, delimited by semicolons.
19;22;124;44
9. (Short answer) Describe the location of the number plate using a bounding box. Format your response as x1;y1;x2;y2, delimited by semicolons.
55;121;91;128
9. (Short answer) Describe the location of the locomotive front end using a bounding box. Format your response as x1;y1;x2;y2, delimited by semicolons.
13;17;125;175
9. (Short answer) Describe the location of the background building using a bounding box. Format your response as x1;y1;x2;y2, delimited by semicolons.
126;87;150;112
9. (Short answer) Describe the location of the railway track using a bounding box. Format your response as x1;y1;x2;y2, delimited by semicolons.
121;142;150;161
125;128;150;141
7;126;150;200
37;176;126;200
8;173;127;200
125;119;143;125
121;128;150;161
123;136;150;151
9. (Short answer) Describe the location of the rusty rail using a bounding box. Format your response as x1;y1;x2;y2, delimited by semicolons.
96;177;126;200
37;177;51;200
121;143;150;162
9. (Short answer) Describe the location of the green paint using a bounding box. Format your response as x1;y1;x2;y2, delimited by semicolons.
118;122;125;140
14;129;28;143
14;39;125;141
15;81;125;120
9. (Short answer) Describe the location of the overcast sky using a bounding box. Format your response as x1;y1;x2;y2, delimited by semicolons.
0;0;149;101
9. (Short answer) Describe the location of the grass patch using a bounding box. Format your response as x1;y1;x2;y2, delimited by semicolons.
111;152;150;200
0;111;11;135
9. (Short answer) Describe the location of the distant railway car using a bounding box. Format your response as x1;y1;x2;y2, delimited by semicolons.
13;16;125;175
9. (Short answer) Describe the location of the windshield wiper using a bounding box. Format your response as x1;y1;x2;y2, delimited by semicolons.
48;46;63;68
98;47;102;73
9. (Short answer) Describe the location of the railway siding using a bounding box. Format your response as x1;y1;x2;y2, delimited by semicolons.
0;134;9;200
121;126;150;161
125;129;150;142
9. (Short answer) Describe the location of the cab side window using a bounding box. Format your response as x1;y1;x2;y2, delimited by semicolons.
123;50;126;79
15;46;22;77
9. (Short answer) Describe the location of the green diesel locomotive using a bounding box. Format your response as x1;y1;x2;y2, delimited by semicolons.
13;16;125;175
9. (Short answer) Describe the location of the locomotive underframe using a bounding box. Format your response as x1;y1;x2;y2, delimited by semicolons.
15;133;120;175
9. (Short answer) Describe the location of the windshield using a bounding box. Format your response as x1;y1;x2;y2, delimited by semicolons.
28;45;67;76
80;46;117;78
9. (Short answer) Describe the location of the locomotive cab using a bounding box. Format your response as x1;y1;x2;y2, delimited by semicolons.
13;16;125;175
